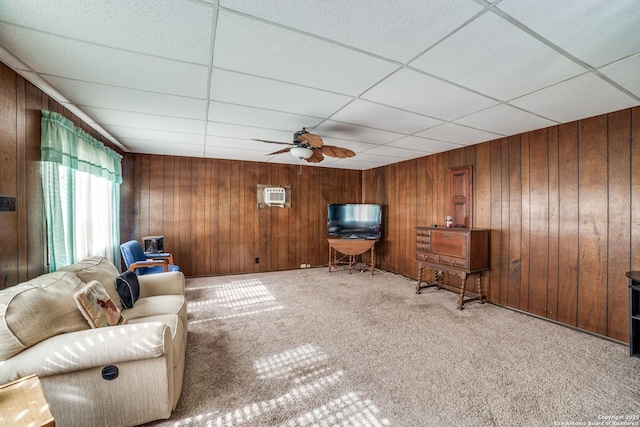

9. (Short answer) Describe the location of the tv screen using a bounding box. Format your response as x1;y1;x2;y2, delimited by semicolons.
327;204;382;239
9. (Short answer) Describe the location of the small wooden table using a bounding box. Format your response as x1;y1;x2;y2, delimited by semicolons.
0;374;55;427
328;238;377;275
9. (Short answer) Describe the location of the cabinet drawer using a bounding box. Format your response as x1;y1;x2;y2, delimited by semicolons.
416;243;431;252
416;228;431;237
416;235;431;244
416;252;439;264
439;255;468;269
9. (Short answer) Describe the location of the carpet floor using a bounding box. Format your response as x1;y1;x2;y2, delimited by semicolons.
144;267;640;427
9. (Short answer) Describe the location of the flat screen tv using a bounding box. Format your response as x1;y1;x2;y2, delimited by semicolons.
327;204;382;239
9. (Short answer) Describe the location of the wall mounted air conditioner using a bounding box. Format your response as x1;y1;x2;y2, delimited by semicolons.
263;187;286;207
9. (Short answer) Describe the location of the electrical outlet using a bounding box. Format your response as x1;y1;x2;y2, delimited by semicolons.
255;257;260;264
0;196;16;212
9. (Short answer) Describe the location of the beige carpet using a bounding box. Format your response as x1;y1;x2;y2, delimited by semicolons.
144;267;640;427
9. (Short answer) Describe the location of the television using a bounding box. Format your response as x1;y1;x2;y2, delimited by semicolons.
327;204;382;239
142;235;164;253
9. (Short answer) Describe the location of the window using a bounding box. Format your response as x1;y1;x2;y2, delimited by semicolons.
41;110;122;271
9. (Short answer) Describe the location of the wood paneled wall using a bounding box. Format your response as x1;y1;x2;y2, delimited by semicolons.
0;61;122;288
2;57;638;342
363;107;640;342
121;154;362;276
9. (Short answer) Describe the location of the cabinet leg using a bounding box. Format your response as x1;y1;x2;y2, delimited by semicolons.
476;273;486;303
328;246;332;272
416;265;424;294
457;275;467;310
435;270;443;289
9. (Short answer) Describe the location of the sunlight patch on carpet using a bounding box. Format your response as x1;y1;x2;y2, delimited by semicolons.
285;392;390;427
254;344;330;381
187;278;284;323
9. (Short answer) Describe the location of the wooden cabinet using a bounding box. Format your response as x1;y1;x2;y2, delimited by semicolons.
415;226;489;309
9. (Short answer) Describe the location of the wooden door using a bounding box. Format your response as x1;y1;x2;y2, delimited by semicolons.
449;165;473;228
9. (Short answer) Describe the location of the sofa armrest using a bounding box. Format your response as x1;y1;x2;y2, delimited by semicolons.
137;271;185;298
0;322;171;383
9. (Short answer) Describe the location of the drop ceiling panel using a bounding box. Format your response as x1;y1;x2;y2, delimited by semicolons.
0;0;215;64
206;122;294;143
454;104;557;136
362;145;427;160
510;73;639;124
46;76;207;120
124;139;205;155
81;107;205;135
599;55;640;98
350;152;401;165
206;136;285;154
208;102;322;132
410;12;586;101
109;128;205;146
219;0;484;63
362;68;498;121
415;123;503;145
209;69;353;117
0;25;209;98
497;0;640;68
385;136;461;154
212;10;399;95
313;121;405;145
328;99;444;134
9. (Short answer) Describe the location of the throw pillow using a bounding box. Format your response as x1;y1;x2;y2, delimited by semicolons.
74;280;127;328
116;271;140;309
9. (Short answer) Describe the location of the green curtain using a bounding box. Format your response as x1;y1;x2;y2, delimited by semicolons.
41;110;122;271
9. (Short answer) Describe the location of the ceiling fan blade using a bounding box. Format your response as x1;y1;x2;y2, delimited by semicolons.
297;132;323;148
321;145;356;158
267;147;292;156
305;149;324;163
252;138;293;146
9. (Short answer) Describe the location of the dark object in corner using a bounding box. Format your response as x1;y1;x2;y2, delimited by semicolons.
0;196;16;211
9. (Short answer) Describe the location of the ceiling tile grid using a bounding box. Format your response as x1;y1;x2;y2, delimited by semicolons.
0;0;638;170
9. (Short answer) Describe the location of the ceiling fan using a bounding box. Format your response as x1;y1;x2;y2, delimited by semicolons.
253;128;355;163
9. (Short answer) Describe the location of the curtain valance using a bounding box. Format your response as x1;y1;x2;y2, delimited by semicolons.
41;110;122;183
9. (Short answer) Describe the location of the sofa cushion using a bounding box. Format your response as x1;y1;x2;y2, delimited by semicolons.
58;256;121;309
116;271;140;309
0;271;89;361
74;281;128;328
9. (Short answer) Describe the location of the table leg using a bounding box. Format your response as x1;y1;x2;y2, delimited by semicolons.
370;244;375;275
328;246;332;272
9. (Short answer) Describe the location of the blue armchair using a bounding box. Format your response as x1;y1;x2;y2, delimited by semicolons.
120;240;180;275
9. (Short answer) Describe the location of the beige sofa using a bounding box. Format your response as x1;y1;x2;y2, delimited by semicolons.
0;256;187;427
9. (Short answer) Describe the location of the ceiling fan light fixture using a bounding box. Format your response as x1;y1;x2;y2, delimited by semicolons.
290;146;313;159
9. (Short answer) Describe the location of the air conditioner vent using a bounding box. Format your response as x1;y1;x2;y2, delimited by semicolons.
263;187;286;207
